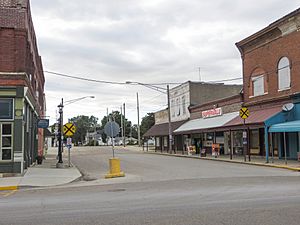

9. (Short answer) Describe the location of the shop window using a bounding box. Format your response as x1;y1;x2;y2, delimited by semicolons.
155;137;160;147
250;129;259;149
252;76;264;96
0;99;13;120
278;57;291;91
0;123;13;161
164;136;168;147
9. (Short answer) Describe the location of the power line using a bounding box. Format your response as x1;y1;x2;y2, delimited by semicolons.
44;70;243;86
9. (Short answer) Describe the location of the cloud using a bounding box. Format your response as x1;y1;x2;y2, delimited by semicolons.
30;0;300;125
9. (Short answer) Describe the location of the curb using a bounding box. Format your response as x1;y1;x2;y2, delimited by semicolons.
145;151;300;172
0;186;18;191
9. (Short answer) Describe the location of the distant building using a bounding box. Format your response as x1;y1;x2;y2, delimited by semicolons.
0;0;45;174
144;81;242;151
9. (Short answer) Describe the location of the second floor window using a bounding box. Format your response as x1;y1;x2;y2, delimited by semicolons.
252;75;264;96
278;57;291;91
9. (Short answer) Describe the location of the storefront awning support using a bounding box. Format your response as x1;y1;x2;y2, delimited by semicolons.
283;132;287;165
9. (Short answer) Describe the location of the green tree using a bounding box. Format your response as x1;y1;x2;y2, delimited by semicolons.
140;113;155;136
69;115;99;145
131;124;138;139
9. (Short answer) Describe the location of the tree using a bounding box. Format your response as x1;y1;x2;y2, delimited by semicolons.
131;124;138;139
100;111;132;143
140;113;155;136
69;115;99;145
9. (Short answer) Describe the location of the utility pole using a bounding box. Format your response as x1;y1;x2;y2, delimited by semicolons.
123;103;126;147
167;85;172;153
198;67;201;82
137;92;141;147
120;106;124;145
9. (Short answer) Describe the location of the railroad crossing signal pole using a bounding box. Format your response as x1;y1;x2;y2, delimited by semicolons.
240;107;250;162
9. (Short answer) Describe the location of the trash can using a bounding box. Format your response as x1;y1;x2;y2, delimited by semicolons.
36;155;43;164
201;148;206;157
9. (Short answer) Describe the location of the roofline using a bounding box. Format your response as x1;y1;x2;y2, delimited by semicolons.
236;7;300;50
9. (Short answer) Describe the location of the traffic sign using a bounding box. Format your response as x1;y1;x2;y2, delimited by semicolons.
240;107;249;119
63;123;76;136
104;121;120;138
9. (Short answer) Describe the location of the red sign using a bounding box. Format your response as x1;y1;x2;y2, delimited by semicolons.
202;108;222;119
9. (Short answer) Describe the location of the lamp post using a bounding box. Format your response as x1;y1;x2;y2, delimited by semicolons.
126;81;173;153
56;95;95;168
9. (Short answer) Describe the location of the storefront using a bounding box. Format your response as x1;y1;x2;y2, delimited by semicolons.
268;101;300;160
0;86;41;174
174;111;239;155
144;120;187;152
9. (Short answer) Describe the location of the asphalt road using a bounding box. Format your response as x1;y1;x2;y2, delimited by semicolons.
1;146;300;225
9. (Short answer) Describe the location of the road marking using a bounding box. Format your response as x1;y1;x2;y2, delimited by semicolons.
0;190;17;198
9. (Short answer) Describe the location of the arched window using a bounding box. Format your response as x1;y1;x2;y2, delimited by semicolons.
278;57;291;90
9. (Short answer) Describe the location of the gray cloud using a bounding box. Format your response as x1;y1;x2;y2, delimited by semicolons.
30;0;300;124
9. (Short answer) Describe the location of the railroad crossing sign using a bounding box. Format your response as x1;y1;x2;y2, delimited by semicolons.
240;107;250;119
63;123;76;136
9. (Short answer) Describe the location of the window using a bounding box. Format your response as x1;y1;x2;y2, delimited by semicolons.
176;98;180;116
252;76;264;96
171;100;175;118
0;123;13;161
0;99;14;120
182;96;186;115
278;57;291;90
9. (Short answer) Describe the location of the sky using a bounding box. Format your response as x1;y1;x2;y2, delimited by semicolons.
30;0;300;126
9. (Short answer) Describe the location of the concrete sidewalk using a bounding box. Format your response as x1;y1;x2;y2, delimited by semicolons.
0;147;81;191
119;145;300;172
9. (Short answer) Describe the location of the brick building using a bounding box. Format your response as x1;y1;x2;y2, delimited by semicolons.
233;7;300;161
0;0;45;173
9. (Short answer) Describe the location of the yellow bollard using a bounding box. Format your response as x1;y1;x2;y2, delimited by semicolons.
105;158;125;179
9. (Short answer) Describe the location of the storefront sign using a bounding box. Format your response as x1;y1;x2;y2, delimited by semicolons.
38;119;49;128
202;108;222;119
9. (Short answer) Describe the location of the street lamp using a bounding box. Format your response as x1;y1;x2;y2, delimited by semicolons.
126;81;172;153
56;95;95;168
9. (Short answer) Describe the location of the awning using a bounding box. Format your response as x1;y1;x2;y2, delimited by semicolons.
173;112;239;134
269;120;300;133
143;120;187;137
223;106;282;128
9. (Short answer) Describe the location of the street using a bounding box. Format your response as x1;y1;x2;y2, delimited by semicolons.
1;146;300;225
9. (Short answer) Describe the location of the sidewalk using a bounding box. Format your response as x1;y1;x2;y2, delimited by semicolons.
0;147;81;191
120;145;300;172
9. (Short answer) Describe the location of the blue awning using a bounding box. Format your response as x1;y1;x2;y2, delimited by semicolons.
269;120;300;133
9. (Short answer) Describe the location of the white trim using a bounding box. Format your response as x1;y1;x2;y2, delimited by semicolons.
249;92;268;98
278;87;291;92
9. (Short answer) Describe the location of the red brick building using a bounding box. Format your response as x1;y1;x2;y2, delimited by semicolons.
0;0;45;173
234;8;300;161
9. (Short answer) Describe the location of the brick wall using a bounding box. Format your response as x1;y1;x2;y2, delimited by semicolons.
189;94;242;120
237;9;300;108
0;0;45;115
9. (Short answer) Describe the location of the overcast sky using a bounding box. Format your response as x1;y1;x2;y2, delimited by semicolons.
30;0;299;126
